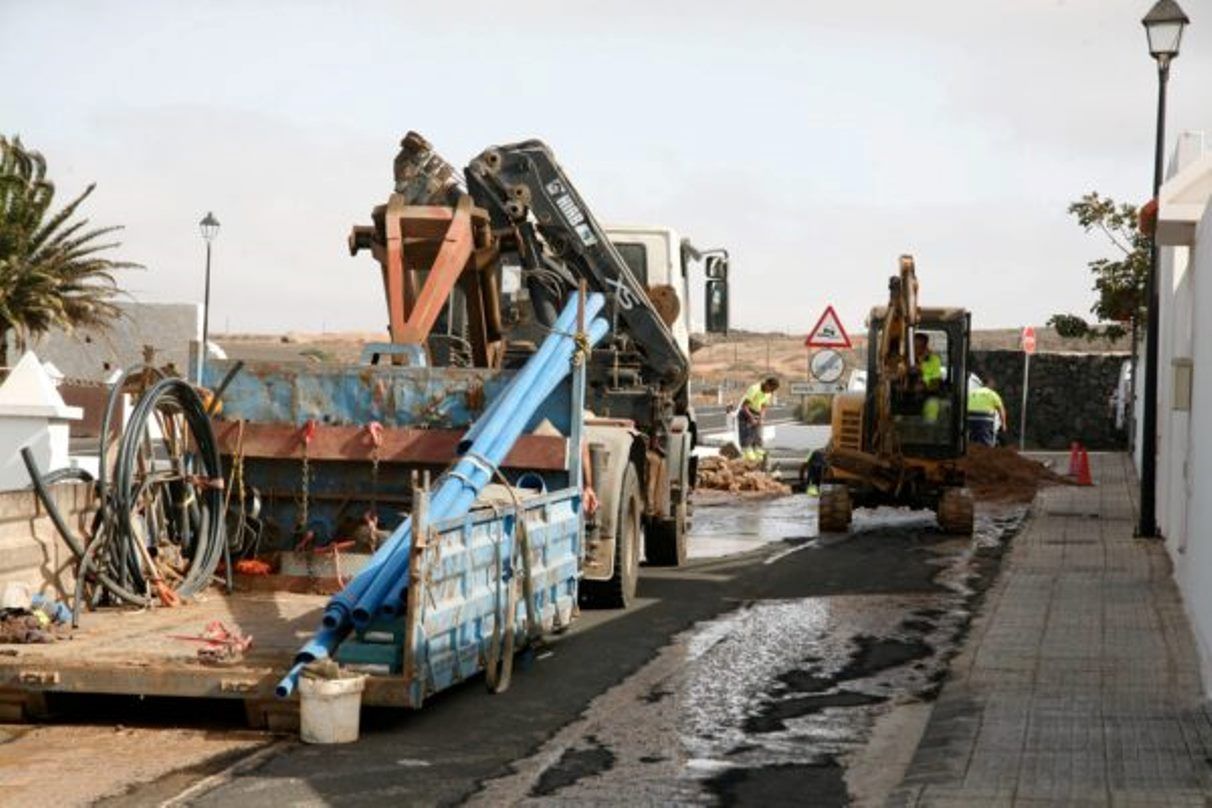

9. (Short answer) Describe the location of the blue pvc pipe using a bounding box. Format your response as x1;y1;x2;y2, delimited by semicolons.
375;314;609;618
276;661;306;698
278;292;607;698
353;305;607;626
455;293;604;459
322;291;605;631
457;295;586;453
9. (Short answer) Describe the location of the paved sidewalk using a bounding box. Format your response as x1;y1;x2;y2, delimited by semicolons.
890;453;1212;807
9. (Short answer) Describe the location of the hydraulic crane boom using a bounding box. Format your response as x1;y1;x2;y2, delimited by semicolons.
464;139;689;394
350;132;722;585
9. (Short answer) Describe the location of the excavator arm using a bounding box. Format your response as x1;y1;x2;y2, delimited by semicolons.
872;254;921;457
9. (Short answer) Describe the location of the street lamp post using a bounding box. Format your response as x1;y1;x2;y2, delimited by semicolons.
198;212;221;384
1139;0;1189;538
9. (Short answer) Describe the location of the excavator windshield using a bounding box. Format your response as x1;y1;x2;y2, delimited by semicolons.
866;316;970;459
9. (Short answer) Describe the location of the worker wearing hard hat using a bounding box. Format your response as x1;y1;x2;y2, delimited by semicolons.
740;376;779;462
967;377;1008;447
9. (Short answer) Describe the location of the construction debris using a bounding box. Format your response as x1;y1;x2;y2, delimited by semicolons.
697;455;791;495
0;613;55;644
960;445;1073;503
172;620;253;666
0;589;71;644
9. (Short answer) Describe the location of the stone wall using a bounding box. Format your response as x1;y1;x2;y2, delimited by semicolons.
969;350;1129;451
0;482;94;599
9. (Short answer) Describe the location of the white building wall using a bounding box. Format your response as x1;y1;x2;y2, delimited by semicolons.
1137;133;1207;484
1178;206;1212;690
1152;132;1212;689
1163;247;1193;557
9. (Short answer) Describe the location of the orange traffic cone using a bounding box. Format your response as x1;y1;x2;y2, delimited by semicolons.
1068;442;1082;476
1075;444;1093;486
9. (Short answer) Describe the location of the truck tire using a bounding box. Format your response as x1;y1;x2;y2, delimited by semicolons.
937;487;975;535
818;485;853;534
582;463;642;608
645;502;687;566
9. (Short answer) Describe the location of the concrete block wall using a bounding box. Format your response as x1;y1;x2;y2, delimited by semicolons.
0;483;94;600
969;350;1129;451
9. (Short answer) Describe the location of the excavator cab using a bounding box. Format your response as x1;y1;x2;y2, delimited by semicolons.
868;311;971;460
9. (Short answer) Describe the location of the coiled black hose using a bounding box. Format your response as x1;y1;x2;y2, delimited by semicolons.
23;373;230;625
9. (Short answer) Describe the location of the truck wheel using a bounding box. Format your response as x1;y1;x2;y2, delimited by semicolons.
818;485;853;534
582;463;642;608
937;487;975;535
645;502;687;566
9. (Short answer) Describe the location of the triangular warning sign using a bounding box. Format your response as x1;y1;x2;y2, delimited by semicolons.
805;305;851;348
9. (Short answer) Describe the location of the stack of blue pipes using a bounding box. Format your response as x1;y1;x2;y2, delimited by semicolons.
277;291;608;697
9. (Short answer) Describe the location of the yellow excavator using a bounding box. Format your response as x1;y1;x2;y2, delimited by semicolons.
820;255;974;534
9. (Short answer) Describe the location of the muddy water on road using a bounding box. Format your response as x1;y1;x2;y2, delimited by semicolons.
472;500;1027;806
689;492;816;559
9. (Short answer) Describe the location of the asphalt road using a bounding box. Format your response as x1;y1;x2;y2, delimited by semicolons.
158;498;1026;807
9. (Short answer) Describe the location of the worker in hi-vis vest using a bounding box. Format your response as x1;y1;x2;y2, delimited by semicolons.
914;332;943;423
739;376;779;461
968;377;1008;447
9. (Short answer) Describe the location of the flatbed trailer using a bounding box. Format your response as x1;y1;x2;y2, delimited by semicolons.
0;589;327;728
2;320;596;727
0;482;582;729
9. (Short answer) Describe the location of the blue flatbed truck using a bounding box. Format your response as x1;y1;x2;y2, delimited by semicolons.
0;353;606;728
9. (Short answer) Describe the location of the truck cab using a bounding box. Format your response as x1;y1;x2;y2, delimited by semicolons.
605;225;730;354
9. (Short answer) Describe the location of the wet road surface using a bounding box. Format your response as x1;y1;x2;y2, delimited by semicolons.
152;496;1026;807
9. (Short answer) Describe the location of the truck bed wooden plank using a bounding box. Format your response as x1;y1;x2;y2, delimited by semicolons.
0;592;408;707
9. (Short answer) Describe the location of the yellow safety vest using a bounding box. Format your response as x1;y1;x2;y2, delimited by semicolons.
743;383;770;412
968;386;1004;415
920;353;942;387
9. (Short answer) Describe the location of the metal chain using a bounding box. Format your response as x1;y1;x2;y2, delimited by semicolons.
299;419;317;533
300;450;310;529
368;422;382;519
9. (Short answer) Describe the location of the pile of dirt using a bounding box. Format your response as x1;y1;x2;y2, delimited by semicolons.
960;445;1072;502
697;456;791;495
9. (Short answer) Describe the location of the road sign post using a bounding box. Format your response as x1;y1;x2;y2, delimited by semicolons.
802;306;852;415
1020;326;1036;450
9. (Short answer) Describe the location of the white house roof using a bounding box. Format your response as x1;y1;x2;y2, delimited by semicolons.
0;352;82;420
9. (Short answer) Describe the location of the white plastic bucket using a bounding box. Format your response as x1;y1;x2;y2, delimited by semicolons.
299;674;366;744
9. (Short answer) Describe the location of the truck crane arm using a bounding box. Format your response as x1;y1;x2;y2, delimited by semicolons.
464;139;689;390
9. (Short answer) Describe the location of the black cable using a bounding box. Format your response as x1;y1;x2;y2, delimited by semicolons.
21;448;149;626
21;372;229;624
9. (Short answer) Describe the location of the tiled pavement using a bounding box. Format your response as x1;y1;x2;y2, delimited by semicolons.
890;453;1212;807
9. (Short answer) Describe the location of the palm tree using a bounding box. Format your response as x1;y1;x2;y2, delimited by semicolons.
0;135;141;367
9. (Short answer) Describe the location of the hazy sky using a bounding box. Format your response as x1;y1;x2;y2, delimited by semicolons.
3;0;1210;335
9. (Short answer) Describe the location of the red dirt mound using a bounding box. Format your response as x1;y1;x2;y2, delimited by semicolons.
697;456;791;495
960;445;1073;503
